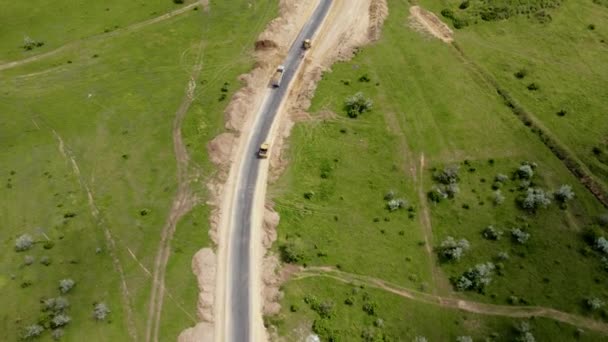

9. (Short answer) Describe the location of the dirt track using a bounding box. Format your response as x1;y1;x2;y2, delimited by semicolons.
297;268;608;334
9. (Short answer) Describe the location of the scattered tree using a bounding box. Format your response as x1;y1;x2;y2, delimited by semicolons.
414;337;428;342
493;190;505;205
51;329;64;341
495;174;509;183
58;279;75;294
455;262;495;292
434;165;460;185
517;164;534;180
497;251;510;261
24;255;35;266
456;337;473;342
50;314;71;328
482;225;503;240
595;237;608;254
15;234;34;252
511;228;530;244
438;237;470;261
44;297;70;313
40;256;51;266
514;321;536;342
586;297;604;310
554;184;575;203
22;324;44;339
387;198;408;211
344;92;373;118
22;36;44;51
93;302;111;321
520;188;551;210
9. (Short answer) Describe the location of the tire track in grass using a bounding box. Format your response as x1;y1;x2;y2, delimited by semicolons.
296;267;608;335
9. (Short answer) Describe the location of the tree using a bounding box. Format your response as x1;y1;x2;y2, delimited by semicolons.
22;324;44;339
414;337;428;342
344;92;373;118
482;225;503;240
93;302;111;321
51;329;64;341
493;190;505;205
438;237;470;261
51;314;71;328
497;251;510;261
515;321;536;342
24;255;35;266
434;165;460;185
517;164;534;180
586;297;604;310
455;262;495;292
511;228;530;244
456;337;473;342
595;237;608;254
554;185;575;203
59;279;75;294
44;297;70;313
15;234;34;251
520;188;551;210
495;174;509;183
387;198;407;211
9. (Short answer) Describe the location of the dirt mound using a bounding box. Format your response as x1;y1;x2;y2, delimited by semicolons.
369;0;389;41
207;132;236;173
177;322;214;342
255;39;279;51
192;248;216;323
409;5;454;43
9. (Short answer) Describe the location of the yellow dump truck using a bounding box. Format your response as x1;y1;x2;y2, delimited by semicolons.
258;143;269;159
271;65;285;88
302;39;312;50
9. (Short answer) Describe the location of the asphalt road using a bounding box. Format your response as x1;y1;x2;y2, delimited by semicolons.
228;1;333;341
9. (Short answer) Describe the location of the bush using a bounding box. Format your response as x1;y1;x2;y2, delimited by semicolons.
22;36;44;51
599;214;608;227
527;83;540;91
15;234;34;252
495;174;509;183
554;184;575;202
438;237;470;261
387;198;407;211
515;321;536;342
279;242;305;263
455;262;495;292
311;300;334;319
517;164;534;179
59;279;75;294
51;314;71;328
22;324;44;339
520;188;551;210
456;337;473;342
428;188;444;203
173;0;185;3
44;297;70;313
459;1;470;10
511;228;530;244
93;302;111;321
595;237;608;254
312;319;338;341
358;74;371;82
40;256;51;266
24;255;35;266
414;336;428;342
493;190;505;205
51;329;64;341
441;9;455;19
362;301;377;315
434;165;460;185
344;92;373;118
497;251;510;261
586;297;604;310
482;225;503;240
514;69;527;79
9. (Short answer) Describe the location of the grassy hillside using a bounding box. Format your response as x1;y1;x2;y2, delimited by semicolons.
270;0;608;339
0;1;277;340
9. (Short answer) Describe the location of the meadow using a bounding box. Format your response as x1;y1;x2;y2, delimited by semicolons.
0;0;277;340
270;0;608;339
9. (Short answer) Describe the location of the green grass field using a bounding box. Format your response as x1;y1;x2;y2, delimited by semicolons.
274;276;607;341
0;1;276;340
270;0;608;339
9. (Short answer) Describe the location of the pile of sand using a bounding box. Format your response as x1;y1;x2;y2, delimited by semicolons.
409;5;454;43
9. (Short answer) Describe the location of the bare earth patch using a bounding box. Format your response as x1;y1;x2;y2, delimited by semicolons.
409;5;454;43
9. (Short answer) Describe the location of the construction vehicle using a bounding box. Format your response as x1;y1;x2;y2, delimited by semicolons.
258;143;269;159
271;65;285;88
302;39;312;50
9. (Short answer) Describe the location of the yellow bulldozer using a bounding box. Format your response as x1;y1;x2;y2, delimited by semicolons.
258;143;269;159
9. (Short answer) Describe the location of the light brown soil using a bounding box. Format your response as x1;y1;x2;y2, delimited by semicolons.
298;268;608;334
192;248;217;323
409;5;454;43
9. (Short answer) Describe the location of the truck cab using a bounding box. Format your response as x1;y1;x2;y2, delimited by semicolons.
302;39;312;50
258;143;269;159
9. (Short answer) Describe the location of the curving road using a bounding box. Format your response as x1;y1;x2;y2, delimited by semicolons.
226;1;333;341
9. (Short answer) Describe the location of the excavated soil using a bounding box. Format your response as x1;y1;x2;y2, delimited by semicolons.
409;5;454;43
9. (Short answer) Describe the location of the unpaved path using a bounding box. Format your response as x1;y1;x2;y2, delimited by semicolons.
297;267;608;334
144;50;203;342
0;1;205;72
409;5;453;43
46;125;138;340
